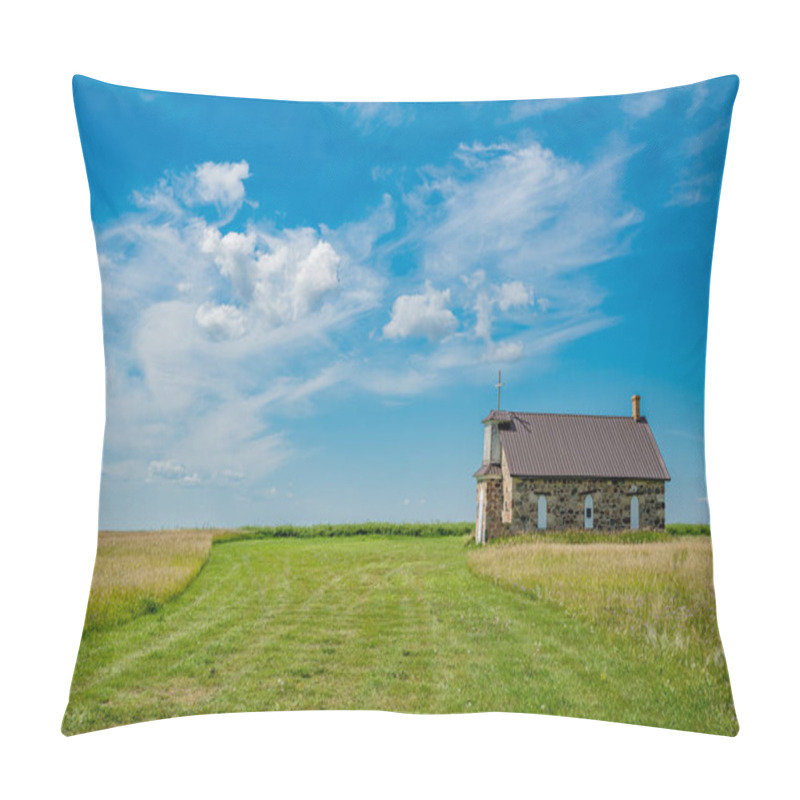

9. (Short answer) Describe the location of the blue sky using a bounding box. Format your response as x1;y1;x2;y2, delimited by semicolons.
73;75;738;529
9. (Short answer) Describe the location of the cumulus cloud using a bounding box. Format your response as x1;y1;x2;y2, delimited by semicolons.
201;226;341;325
383;283;459;342
195;302;247;341
496;280;532;311
188;160;251;209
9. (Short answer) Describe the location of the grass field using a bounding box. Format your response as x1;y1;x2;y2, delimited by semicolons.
83;530;215;631
469;535;726;662
64;532;737;736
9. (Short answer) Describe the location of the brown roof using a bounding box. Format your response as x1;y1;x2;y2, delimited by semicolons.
482;409;513;424
473;463;502;478
497;411;670;481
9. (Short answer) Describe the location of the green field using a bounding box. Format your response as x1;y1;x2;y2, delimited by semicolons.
63;532;736;735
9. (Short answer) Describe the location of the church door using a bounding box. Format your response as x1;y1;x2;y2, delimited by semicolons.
584;494;594;529
537;496;547;530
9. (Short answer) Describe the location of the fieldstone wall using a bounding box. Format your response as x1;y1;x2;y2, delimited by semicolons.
509;477;666;532
476;478;508;541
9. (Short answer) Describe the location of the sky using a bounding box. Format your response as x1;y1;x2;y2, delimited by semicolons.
72;75;738;529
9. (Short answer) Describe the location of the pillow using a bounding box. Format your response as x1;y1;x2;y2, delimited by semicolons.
64;75;739;736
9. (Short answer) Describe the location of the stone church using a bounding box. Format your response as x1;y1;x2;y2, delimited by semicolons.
473;395;670;541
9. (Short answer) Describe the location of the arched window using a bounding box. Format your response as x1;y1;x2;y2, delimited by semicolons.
630;496;640;530
537;495;547;530
584;494;594;529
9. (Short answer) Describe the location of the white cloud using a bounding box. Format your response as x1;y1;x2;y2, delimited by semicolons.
408;140;642;279
622;90;667;119
343;103;412;132
684;121;726;158
687;85;709;117
146;460;202;486
474;291;493;341
291;240;341;316
201;226;342;325
496;280;532;311
200;228;257;301
666;179;710;207
490;340;525;362
383;283;459;341
322;193;394;262
460;269;486;290
505;98;574;122
195;302;247;341
189;160;251;209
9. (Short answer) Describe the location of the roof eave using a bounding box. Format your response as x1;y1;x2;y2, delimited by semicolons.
507;472;671;481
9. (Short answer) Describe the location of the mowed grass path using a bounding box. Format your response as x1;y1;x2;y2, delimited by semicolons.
63;537;736;735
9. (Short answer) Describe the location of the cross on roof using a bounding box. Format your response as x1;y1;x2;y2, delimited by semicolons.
495;370;504;411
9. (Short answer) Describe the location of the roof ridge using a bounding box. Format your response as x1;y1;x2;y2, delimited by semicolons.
504;410;646;420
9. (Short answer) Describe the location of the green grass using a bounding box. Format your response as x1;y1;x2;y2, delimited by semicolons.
481;529;674;545
63;536;737;736
666;523;711;537
469;536;726;660
217;521;474;542
83;524;471;634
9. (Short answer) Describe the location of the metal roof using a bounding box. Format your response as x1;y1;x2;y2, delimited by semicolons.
482;409;514;424
496;411;670;481
473;463;502;479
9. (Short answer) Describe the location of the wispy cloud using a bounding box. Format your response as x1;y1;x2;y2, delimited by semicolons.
666;174;717;207
686;84;709;118
505;98;574;123
406;139;642;278
665;120;729;207
340;102;413;133
621;90;668;119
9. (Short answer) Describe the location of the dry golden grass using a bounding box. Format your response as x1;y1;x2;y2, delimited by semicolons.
469;537;725;661
84;530;216;632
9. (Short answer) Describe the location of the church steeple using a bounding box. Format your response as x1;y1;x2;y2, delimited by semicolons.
482;372;508;466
